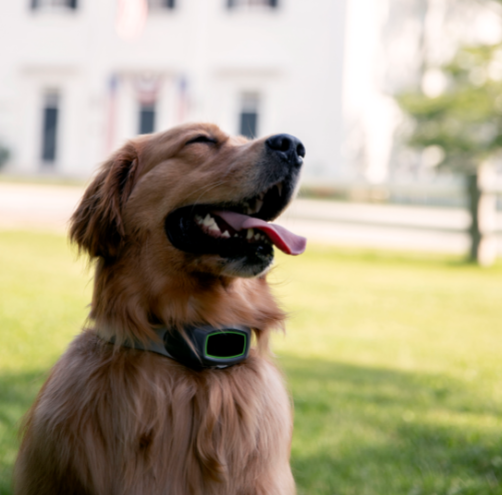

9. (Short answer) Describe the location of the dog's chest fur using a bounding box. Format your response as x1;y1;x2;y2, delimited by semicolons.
19;332;294;495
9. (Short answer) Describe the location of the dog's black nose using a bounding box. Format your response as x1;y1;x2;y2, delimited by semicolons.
265;134;305;167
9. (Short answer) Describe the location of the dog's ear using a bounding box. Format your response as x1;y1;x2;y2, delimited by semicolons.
70;142;139;260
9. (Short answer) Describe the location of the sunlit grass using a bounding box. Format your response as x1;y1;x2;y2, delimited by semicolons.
0;231;91;494
272;247;502;495
1;231;502;494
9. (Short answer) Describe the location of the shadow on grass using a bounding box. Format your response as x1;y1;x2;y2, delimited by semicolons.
1;361;501;495
0;370;49;495
280;356;502;495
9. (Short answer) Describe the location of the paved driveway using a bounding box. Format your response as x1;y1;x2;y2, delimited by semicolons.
0;182;84;232
279;198;502;254
1;182;501;255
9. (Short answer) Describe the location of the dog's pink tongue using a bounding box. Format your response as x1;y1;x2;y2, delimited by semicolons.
214;211;306;256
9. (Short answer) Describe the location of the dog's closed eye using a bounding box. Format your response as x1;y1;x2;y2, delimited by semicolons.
185;135;218;146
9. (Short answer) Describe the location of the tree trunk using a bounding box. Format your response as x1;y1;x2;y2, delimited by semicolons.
467;164;497;266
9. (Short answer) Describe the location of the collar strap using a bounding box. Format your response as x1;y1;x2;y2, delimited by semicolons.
110;325;251;370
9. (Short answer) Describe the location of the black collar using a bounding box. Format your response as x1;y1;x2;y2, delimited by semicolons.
108;324;251;370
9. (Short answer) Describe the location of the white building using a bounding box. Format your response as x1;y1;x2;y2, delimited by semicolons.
2;0;498;185
0;0;347;182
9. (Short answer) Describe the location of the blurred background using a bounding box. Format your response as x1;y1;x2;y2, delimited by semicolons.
1;0;502;263
1;1;502;494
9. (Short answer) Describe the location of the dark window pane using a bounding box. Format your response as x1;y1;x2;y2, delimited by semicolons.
31;0;78;9
148;0;176;8
240;112;258;139
42;107;58;163
227;0;277;7
139;104;156;134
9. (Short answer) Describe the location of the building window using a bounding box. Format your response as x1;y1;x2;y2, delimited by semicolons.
148;0;175;10
227;0;278;9
41;92;60;165
138;103;156;134
239;93;260;139
31;0;78;10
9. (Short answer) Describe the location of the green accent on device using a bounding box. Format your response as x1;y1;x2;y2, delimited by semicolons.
205;331;248;360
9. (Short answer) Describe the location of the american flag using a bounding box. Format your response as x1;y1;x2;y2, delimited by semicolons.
116;0;148;40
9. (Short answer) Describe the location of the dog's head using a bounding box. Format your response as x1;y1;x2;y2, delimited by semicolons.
70;123;305;279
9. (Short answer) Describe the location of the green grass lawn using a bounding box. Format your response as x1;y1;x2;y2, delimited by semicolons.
1;231;502;495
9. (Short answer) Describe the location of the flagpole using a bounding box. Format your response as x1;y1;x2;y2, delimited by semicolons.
106;74;118;155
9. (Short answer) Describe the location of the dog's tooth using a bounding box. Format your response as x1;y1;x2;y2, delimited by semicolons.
246;228;254;240
276;183;283;196
195;215;203;225
208;221;220;232
254;198;263;212
234;233;239;237
202;214;212;226
221;230;230;238
254;233;260;240
205;216;219;230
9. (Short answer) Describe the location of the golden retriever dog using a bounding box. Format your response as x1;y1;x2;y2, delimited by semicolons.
14;123;306;495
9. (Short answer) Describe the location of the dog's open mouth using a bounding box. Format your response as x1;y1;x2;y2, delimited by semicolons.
164;180;306;264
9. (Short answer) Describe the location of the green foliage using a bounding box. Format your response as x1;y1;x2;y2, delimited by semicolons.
1;232;502;494
397;42;502;172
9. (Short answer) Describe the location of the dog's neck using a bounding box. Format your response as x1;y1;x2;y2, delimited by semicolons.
90;262;285;349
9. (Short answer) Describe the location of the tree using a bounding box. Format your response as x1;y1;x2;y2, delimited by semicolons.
0;143;9;170
397;42;501;265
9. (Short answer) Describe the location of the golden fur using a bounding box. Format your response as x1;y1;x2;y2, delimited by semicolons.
14;123;297;495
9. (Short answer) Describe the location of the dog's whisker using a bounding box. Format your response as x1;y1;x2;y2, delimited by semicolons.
188;179;228;208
